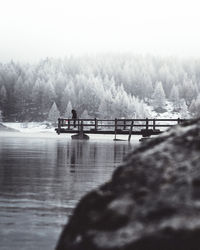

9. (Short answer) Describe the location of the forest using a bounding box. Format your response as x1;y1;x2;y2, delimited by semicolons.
0;54;200;122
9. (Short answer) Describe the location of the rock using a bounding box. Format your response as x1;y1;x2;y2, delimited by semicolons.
139;137;151;142
0;123;19;132
71;132;89;140
56;118;200;250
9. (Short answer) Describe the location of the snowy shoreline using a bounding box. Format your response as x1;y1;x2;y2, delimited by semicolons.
0;122;142;142
1;122;55;133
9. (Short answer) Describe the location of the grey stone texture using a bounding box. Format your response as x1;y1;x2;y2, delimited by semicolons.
56;118;200;250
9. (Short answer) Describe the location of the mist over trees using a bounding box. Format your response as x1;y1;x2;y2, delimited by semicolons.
0;55;200;121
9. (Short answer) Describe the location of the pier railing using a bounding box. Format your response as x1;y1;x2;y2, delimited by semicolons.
56;118;188;137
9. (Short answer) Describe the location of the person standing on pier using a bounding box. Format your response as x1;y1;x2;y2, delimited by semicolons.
71;109;77;128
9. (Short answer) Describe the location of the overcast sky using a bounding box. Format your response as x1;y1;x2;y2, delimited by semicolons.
0;0;200;62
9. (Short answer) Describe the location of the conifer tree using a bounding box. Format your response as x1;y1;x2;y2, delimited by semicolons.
0;85;7;120
60;82;74;115
47;102;60;123
0;110;3;122
113;85;129;118
99;90;114;118
189;94;200;118
170;85;180;110
43;80;56;114
180;99;189;119
81;110;90;118
189;99;196;115
63;101;72;118
152;81;166;111
14;76;27;121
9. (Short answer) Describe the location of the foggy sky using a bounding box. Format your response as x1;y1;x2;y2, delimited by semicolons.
0;0;200;62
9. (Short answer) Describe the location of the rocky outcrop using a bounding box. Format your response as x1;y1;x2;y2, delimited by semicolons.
56;118;200;250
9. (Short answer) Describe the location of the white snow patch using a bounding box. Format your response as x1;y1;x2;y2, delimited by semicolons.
2;122;55;133
146;101;190;120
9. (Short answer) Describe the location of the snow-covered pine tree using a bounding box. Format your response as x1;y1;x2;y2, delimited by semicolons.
63;101;72;118
0;85;7;120
113;85;129;118
158;63;174;97
47;102;60;123
169;85;180;111
136;102;149;119
189;94;200;118
60;80;75;115
0;110;3;122
99;90;114;118
142;74;153;102
181;77;198;106
189;99;196;115
85;76;103;117
31;79;45;120
127;95;147;119
194;96;200;117
0;85;7;105
54;73;68;112
127;95;137;119
0;63;18;121
180;99;189;119
43;80;56;115
14;76;28;121
81;110;90;118
152;81;166;112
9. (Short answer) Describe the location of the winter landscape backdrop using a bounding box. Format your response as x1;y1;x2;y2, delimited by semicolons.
0;54;200;123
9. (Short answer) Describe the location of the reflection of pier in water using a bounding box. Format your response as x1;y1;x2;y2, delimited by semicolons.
55;139;132;201
56;140;131;171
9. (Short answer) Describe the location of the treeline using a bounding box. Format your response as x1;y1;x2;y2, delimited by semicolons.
0;55;200;122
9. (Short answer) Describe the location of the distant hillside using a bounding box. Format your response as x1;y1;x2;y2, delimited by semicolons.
0;55;199;121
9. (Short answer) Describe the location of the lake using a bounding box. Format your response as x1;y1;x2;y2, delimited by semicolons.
0;132;138;250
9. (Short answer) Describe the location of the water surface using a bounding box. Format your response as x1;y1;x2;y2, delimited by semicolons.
0;132;137;250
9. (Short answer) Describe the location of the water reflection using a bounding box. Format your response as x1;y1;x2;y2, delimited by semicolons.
0;133;135;250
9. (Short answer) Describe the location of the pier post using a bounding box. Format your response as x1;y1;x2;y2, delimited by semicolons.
123;120;126;130
78;119;80;131
68;119;70;130
71;120;89;140
114;119;117;140
58;118;61;134
81;120;83;132
128;120;134;141
146;118;149;130
153;119;156;130
95;118;97;131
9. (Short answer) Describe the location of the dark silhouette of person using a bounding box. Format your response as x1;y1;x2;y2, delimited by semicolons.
71;109;77;127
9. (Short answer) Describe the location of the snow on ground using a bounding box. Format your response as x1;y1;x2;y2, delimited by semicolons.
2;122;56;133
146;101;181;119
145;101;191;129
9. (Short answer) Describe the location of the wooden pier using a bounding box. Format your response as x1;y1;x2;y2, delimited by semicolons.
55;118;188;140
